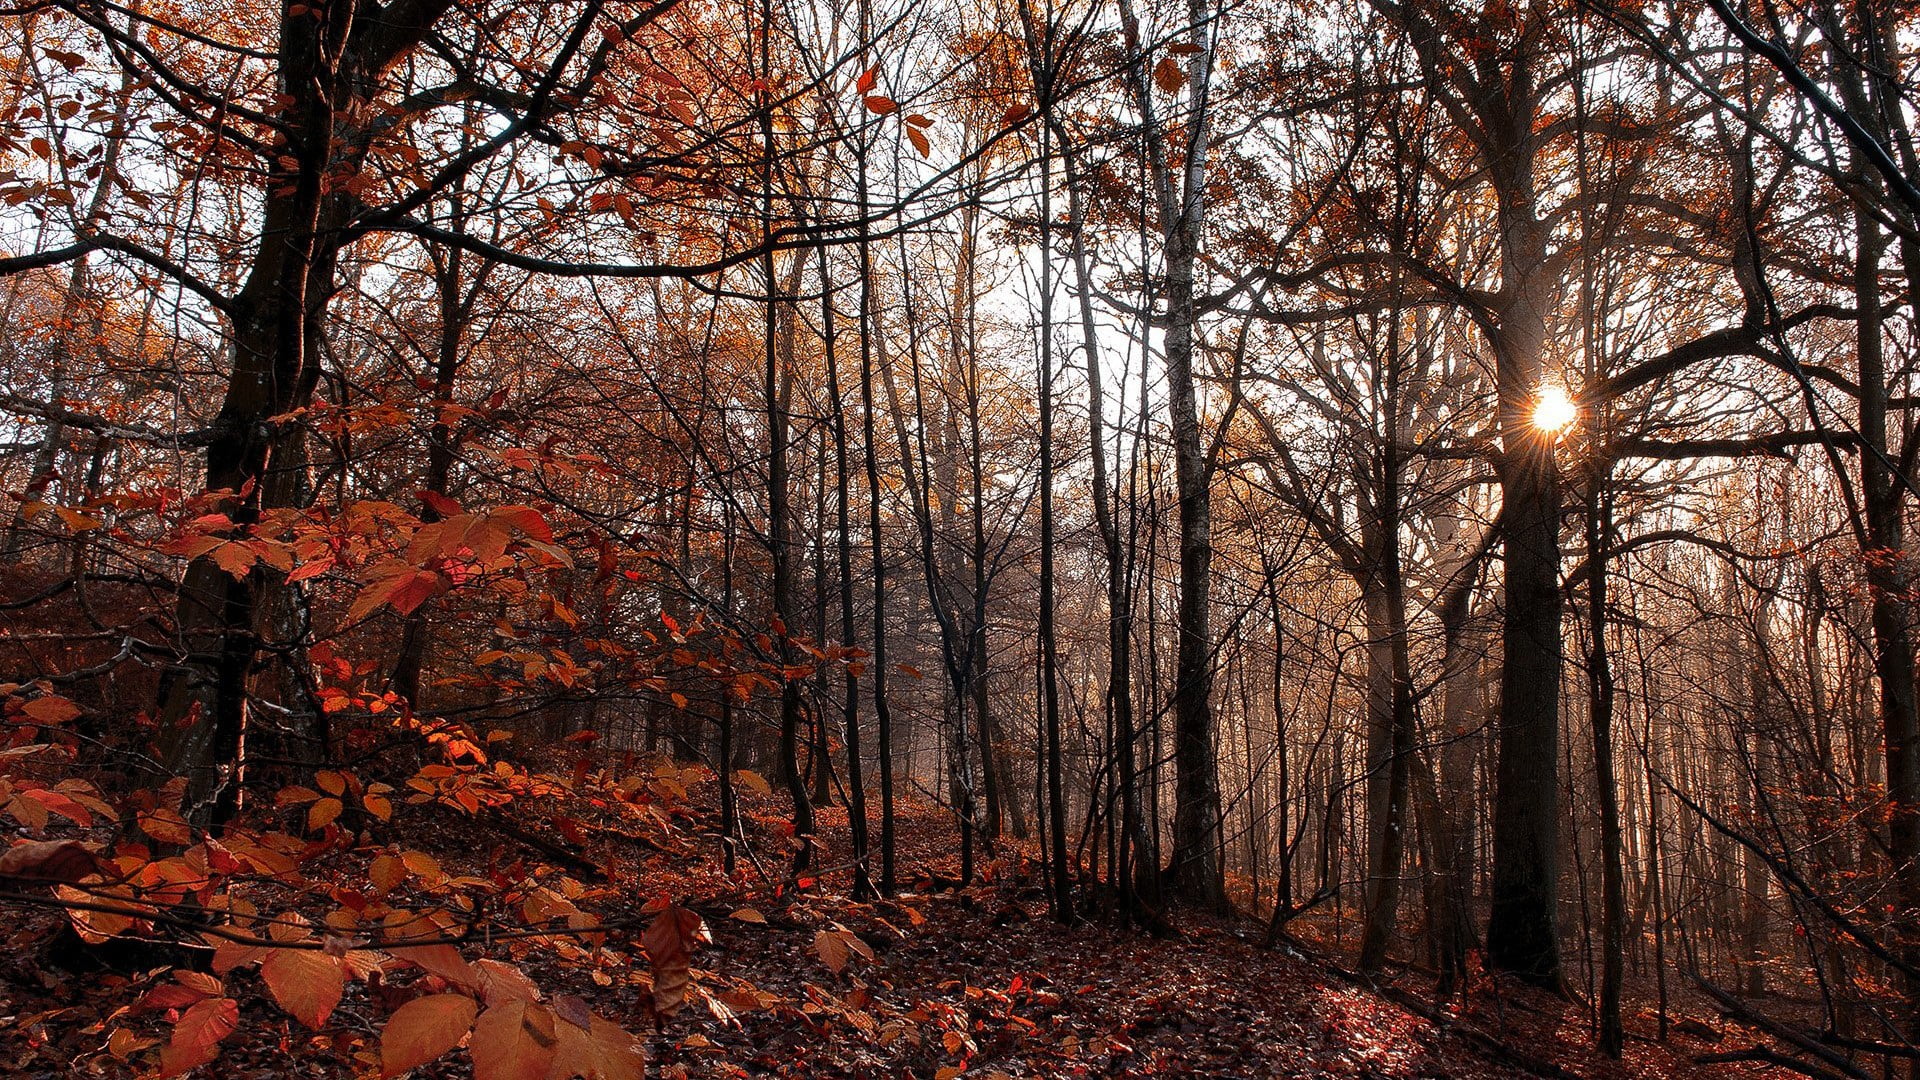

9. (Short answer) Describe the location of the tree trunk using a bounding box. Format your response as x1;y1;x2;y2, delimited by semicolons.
1587;464;1625;1055
153;7;345;822
1485;130;1565;986
1854;202;1920;1044
1357;520;1416;969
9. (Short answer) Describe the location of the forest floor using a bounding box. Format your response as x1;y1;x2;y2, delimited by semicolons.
1;757;1792;1080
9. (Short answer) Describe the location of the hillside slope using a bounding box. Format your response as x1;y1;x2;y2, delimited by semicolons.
0;754;1780;1080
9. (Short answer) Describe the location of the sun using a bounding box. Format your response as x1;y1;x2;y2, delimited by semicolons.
1532;384;1578;433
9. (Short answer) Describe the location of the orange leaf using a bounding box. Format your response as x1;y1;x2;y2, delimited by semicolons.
57;883;136;941
547;1011;644;1080
370;854;406;893
401;849;443;882
260;949;346;1028
863;95;897;114
54;506;103;532
390;943;476;988
159;996;237;1076
175;970;224;997
20;695;80;724
907;126;930;157
139;983;209;1012
307;797;344;832
420;490;462;518
20;785;91;824
855;65;877;93
286;556;334;583
380;993;478;1077
473;958;539;1006
210;939;266;974
139;808;193;845
208;540;260;579
470;1000;557;1080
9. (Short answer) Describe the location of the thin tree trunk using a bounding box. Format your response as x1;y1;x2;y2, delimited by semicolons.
820;245;874;898
1061;127;1155;915
1034;97;1073;922
1587;462;1625;1056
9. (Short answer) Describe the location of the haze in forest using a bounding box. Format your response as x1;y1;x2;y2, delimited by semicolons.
0;0;1915;1077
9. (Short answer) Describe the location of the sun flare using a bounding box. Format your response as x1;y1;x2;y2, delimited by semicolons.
1532;384;1578;433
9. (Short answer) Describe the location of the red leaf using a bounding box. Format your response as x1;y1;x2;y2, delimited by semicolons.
348;562;447;622
420;490;462;517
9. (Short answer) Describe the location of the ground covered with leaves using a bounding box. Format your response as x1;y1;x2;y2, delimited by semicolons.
0;745;1791;1079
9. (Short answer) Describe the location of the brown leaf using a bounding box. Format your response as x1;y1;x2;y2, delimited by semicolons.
553;993;593;1030
815;928;848;974
642;905;706;1018
815;927;873;975
0;839;100;883
1153;56;1186;93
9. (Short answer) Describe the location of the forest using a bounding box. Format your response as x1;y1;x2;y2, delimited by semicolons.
0;0;1914;1076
